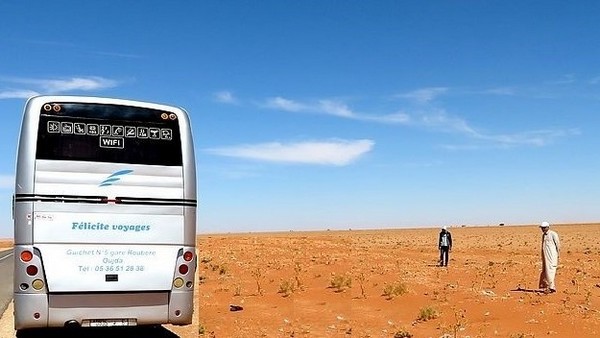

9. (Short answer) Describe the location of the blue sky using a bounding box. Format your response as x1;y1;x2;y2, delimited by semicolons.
2;1;600;237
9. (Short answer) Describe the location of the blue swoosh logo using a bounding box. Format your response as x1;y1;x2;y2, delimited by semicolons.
99;169;134;187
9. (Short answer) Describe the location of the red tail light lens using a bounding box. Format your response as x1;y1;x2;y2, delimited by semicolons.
26;265;38;276
20;251;33;262
178;264;189;275
183;251;193;262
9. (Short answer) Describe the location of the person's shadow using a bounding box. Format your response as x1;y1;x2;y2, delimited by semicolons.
16;325;180;338
509;286;544;294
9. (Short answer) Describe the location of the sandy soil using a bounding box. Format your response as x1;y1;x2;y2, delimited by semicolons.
0;240;13;250
196;223;600;337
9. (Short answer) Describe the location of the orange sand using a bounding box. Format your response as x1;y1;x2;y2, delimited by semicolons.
196;223;600;337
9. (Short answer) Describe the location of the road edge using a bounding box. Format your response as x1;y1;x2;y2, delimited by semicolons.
0;301;15;337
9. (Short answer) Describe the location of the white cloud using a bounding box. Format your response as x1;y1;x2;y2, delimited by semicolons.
546;74;576;85
92;51;142;59
0;90;40;99
589;76;600;85
397;87;448;103
3;76;117;94
264;96;411;125
367;112;411;124
483;87;516;96
264;97;307;112
417;109;479;136
317;100;356;118
37;77;117;92
262;92;577;149
0;175;14;190
204;139;374;166
214;91;238;104
484;128;580;147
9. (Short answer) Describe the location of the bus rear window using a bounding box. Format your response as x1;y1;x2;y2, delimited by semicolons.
35;102;183;166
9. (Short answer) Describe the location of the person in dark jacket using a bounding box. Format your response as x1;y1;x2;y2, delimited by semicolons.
438;226;453;267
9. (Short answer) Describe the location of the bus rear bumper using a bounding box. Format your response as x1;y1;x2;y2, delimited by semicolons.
15;291;193;329
47;292;170;327
14;293;49;330
168;290;194;325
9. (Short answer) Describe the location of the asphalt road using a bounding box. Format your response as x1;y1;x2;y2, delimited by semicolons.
0;249;13;315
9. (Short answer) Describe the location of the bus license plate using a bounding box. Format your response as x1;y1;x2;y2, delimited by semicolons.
83;319;136;327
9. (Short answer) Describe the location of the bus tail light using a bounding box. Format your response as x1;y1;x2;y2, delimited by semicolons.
173;278;184;288
20;250;33;262
26;265;38;276
183;251;194;262
172;247;195;290
32;279;45;290
16;247;48;294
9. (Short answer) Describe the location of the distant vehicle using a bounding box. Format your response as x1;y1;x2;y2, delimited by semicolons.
13;96;197;330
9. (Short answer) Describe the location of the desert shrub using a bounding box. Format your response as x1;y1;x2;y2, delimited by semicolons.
278;279;296;297
382;281;408;299
417;306;439;321
509;334;529;338
329;274;352;292
393;329;413;338
198;274;207;284
233;284;242;296
251;267;265;296
210;263;228;275
356;272;367;298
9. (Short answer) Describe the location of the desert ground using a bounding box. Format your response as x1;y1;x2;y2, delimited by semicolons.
0;240;12;250
196;223;600;337
1;224;599;337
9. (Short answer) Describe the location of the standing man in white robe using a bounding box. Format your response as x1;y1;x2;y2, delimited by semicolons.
539;221;560;294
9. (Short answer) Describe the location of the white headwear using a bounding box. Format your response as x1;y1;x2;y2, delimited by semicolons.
442;226;447;230
540;221;550;228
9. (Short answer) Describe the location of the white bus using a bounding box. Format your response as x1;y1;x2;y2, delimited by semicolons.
13;96;197;330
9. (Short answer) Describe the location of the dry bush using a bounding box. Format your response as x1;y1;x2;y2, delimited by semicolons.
278;279;296;297
417;306;439;321
393;329;413;338
329;273;352;292
383;281;408;300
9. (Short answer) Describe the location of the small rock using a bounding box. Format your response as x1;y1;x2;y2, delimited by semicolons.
481;290;496;297
229;304;244;311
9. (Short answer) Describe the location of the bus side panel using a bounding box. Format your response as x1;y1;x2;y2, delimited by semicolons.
14;97;43;246
179;105;197;247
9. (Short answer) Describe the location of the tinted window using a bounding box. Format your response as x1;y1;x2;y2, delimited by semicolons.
36;102;182;166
